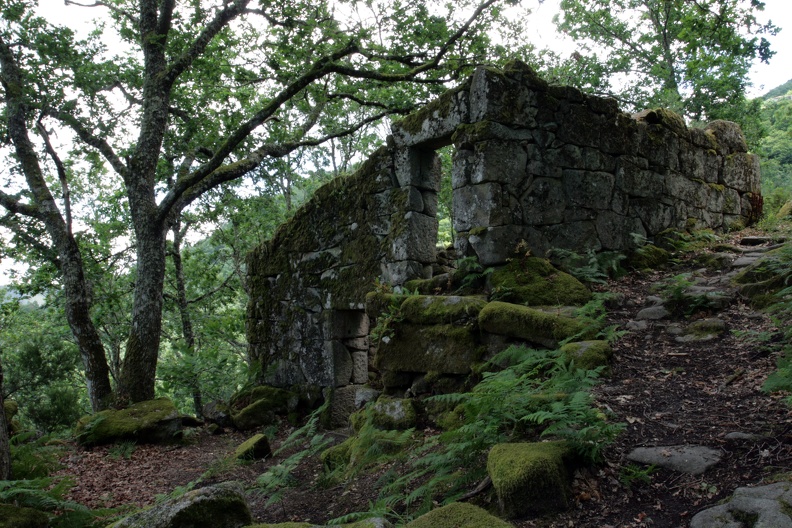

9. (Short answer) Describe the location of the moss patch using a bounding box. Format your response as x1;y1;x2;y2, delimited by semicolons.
399;295;487;325
560;340;613;370
628;244;669;270
0;504;49;528
230;386;295;431
489;257;591;306
235;433;272;460
75;398;180;446
374;323;482;377
487;441;575;518
479;301;595;348
405;502;513;528
368;396;418;430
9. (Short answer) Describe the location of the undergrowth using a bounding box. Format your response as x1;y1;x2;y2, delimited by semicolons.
361;346;623;520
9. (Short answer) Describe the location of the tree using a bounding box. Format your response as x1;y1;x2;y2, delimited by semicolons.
555;0;777;133
0;0;524;409
0;356;10;480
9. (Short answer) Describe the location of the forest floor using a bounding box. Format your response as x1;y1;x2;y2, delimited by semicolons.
55;227;792;528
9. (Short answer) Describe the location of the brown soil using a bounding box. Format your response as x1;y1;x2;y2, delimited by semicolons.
56;234;792;528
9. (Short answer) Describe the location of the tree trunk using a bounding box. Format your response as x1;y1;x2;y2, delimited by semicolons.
0;357;12;480
118;218;167;404
171;222;203;418
61;239;115;411
0;35;113;412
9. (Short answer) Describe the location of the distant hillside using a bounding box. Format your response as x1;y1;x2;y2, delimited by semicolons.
762;78;792;100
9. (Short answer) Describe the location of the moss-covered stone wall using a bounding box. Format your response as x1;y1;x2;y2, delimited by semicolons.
247;60;761;390
246;146;443;387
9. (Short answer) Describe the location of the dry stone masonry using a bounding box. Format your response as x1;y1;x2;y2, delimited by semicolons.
246;60;761;392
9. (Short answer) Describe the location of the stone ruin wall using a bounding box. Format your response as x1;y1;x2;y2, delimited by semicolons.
246;60;761;391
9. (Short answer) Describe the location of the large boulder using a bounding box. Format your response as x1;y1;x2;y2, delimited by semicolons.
690;481;792;528
74;398;181;446
404;502;512;527
111;481;251;528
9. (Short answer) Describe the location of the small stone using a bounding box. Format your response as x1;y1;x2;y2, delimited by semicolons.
636;305;670;320
626;320;649;331
626;445;721;475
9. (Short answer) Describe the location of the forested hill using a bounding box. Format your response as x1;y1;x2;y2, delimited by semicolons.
763;78;792;99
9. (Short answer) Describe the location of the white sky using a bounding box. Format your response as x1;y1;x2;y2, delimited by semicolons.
1;0;791;287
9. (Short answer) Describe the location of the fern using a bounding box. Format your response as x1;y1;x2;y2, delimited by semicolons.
548;248;625;284
375;347;623;518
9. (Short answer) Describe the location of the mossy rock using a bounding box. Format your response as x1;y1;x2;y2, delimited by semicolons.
487;441;576;518
489;257;591;306
560;340;613;370
732;243;792;295
399;295;487;325
320;436;354;472
367;395;418;430
628;244;669;270
235;433;272;460
246;521;391;528
0;503;49;528
404;502;513;528
75;398;181;446
374;323;483;379
478;301;595;349
112;481;251;528
230;386;296;431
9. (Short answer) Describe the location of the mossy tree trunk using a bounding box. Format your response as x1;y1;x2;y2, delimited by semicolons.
0;357;12;480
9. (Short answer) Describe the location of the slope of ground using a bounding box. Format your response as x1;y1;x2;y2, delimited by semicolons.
55;230;792;528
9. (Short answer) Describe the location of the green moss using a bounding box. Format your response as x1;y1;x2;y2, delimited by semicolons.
708;182;726;192
405;502;513;528
320;437;354;471
230;386;295;431
487;441;574;518
234;433;271;460
628;244;669;270
75;398;179;446
560;340;612;370
246;522;386;528
399;295;487;325
478;301;595;349
374;323;482;377
0;504;49;528
776;201;792;219
365;291;410;320
368;396;418;430
489;257;591;306
3;399;18;420
469;226;488;237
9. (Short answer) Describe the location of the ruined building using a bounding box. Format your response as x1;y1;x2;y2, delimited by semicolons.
245;61;761;400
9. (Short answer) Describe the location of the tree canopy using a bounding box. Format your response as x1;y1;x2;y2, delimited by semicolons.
0;0;529;409
555;0;777;127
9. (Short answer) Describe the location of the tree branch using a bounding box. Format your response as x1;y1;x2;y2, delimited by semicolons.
36;119;72;235
43;107;129;179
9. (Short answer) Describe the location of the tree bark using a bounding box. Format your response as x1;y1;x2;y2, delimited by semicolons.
118;215;167;404
0;35;114;412
0;357;12;481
